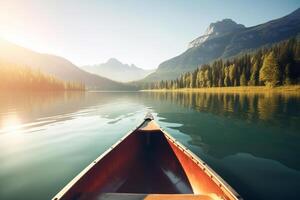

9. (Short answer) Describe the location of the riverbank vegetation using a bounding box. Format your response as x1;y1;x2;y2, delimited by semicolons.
144;38;300;90
145;86;300;95
0;61;85;91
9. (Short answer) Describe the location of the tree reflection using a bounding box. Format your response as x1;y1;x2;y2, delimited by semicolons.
143;91;300;170
145;91;300;123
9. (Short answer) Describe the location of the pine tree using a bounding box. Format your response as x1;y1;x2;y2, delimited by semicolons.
229;64;236;86
240;70;247;86
259;52;280;87
284;64;292;85
199;70;205;87
204;68;212;87
224;67;230;87
249;62;259;86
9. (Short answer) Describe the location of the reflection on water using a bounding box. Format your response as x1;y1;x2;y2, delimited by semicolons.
0;91;87;133
0;91;299;200
144;92;299;125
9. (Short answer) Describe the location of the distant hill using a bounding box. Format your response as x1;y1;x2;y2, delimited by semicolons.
143;8;300;82
0;39;136;90
83;58;154;82
0;60;85;91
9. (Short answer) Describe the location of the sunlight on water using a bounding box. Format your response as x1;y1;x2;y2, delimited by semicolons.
0;91;299;200
0;112;22;134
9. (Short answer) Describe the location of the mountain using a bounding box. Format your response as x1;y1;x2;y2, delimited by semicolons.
83;58;154;82
0;39;136;90
143;8;300;82
188;19;245;48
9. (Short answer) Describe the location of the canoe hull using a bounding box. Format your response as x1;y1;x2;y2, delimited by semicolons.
53;118;242;200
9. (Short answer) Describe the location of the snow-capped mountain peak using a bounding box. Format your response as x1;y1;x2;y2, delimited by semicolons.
188;19;245;48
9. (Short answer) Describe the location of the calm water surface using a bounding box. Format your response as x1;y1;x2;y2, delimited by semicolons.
0;91;299;200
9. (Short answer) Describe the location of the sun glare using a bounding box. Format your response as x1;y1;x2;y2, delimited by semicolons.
0;32;43;54
0;113;22;134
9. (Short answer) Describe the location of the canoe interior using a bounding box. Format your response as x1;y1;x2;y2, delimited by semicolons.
57;120;239;200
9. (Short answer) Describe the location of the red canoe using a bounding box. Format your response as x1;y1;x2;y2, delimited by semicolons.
52;114;242;200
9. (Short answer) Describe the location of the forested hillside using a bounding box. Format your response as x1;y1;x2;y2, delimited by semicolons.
0;39;136;91
0;61;85;91
143;8;300;82
145;38;300;89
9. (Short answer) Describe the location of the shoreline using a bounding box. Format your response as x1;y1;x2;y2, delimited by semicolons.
141;85;300;94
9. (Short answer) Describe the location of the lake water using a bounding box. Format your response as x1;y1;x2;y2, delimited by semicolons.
0;91;299;200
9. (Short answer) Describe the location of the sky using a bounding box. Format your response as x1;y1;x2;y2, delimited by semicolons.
0;0;299;69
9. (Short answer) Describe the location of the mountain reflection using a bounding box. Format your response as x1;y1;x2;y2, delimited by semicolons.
143;91;300;171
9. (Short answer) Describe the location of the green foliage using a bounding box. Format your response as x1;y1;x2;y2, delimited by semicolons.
259;52;280;87
284;64;292;85
229;64;237;86
145;38;300;90
240;71;247;86
248;61;259;86
0;61;85;91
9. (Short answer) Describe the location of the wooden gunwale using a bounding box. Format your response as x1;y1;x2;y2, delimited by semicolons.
161;128;242;200
52;123;144;200
52;117;242;200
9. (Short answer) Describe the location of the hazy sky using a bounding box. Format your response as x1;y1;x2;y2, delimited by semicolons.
0;0;299;69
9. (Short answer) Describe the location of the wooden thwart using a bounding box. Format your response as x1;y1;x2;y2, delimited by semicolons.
98;193;213;200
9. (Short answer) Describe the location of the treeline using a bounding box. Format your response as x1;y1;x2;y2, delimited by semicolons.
0;61;85;91
146;38;300;89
